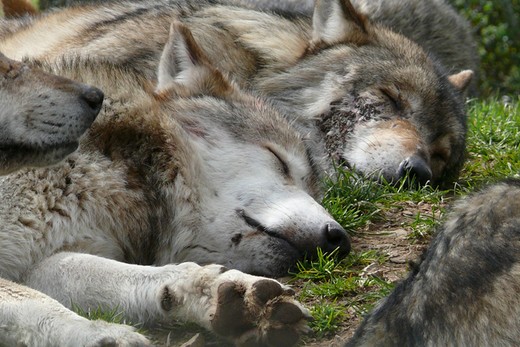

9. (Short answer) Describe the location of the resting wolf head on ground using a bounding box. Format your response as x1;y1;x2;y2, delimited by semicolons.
0;52;103;174
250;0;473;186
146;23;351;274
0;0;473;186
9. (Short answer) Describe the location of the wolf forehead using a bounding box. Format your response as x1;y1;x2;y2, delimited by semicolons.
174;95;311;148
170;95;323;188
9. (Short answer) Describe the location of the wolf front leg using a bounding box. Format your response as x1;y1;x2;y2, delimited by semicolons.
25;252;311;346
0;278;151;347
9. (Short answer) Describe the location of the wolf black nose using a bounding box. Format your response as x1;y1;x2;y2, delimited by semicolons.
321;222;351;257
81;86;104;114
398;155;432;185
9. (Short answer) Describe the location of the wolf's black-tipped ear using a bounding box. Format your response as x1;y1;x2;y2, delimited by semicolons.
448;70;474;93
155;21;232;97
311;0;369;48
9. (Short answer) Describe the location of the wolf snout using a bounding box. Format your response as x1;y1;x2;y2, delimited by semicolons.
296;222;350;260
320;222;351;257
80;86;104;116
397;155;432;185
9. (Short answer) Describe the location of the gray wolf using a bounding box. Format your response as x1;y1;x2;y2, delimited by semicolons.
346;179;520;346
0;22;345;346
0;0;473;186
0;52;103;175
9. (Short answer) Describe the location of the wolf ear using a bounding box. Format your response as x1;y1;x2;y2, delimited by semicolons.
311;0;369;47
155;21;233;97
448;70;474;93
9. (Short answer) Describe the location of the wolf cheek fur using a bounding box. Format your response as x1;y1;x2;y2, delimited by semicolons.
346;180;520;346
0;0;473;186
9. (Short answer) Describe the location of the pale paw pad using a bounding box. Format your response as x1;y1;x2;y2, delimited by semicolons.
211;279;310;347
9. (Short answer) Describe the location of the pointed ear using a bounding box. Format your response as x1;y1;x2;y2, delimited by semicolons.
448;70;474;93
155;21;232;97
311;0;369;47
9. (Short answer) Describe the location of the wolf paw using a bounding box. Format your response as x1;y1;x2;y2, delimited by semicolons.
210;276;311;347
85;321;151;347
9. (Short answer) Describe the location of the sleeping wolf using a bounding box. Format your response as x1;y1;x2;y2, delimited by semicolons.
346;179;520;346
0;0;473;186
0;22;344;346
0;52;103;175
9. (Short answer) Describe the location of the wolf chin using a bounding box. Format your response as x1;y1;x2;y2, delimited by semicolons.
0;0;473;186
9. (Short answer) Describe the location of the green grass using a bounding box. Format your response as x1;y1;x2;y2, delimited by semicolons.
407;206;443;240
292;247;393;337
321;169;385;232
73;304;127;324
459;98;520;188
309;301;347;338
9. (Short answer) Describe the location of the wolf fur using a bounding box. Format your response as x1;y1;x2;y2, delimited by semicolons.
0;23;334;346
0;52;103;175
226;0;479;94
0;0;37;17
0;0;473;186
346;179;520;346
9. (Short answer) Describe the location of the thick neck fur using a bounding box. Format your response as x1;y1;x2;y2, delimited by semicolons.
83;97;210;266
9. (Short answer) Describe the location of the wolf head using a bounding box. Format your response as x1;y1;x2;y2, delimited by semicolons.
0;52;103;175
256;0;472;186
152;22;350;276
